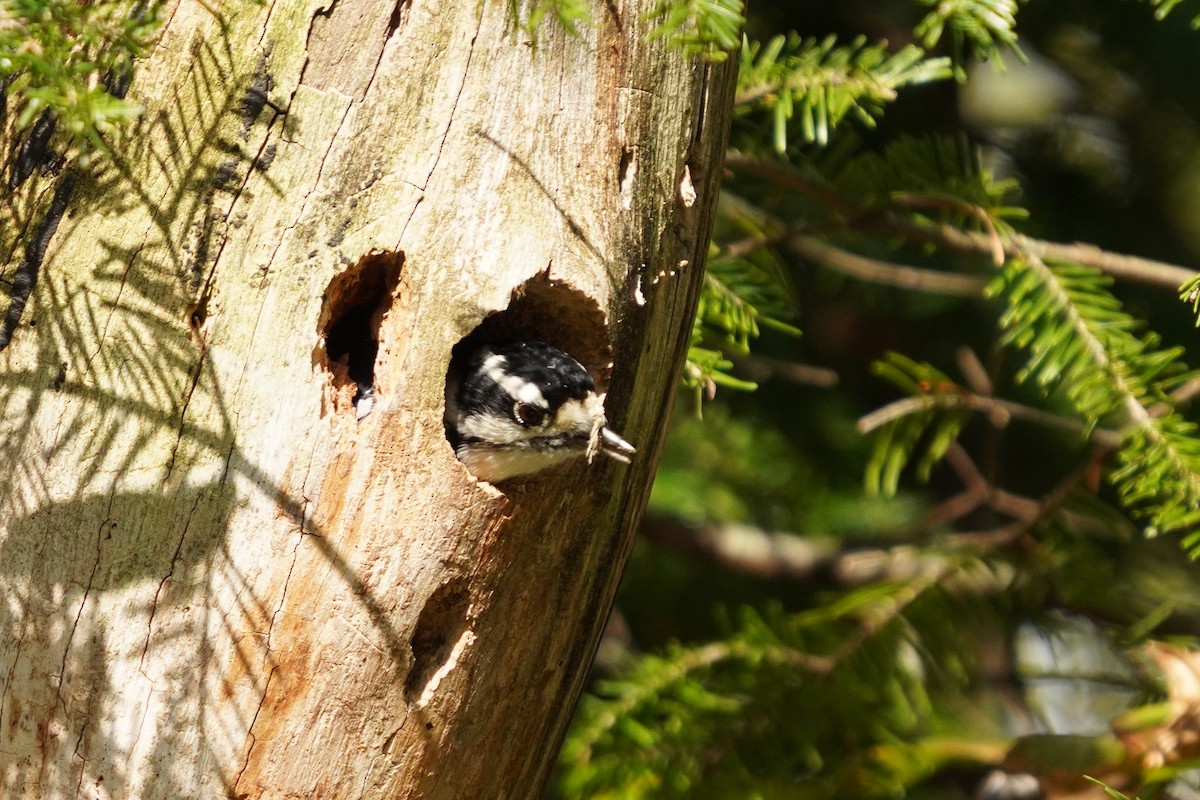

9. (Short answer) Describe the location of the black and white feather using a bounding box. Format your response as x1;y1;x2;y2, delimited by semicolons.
445;340;635;482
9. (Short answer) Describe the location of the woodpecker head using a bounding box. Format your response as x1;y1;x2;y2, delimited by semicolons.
445;340;635;483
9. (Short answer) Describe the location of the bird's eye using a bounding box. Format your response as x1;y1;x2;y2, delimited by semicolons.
515;402;546;427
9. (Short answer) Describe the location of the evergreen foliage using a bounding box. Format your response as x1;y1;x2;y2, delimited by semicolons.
862;353;972;496
560;577;998;799
685;204;800;400
1138;0;1200;26
645;0;744;60
510;0;745;59
989;257;1200;537
555;1;1200;798
913;0;1026;79
737;35;951;149
507;0;594;37
0;0;162;160
828;133;1026;222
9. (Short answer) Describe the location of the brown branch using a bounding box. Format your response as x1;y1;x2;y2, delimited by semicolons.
640;438;1109;592
955;347;993;395
873;214;1195;291
889;194;1005;266
786;235;988;297
855;384;1124;450
1170;376;1200;407
961;394;1124;449
723;154;1199;290
729;352;839;388
640;508;1032;592
857;395;942;432
1020;237;1195;290
640;511;843;582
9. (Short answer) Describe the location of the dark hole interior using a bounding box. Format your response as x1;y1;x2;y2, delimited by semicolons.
404;577;470;704
325;302;380;398
318;253;404;414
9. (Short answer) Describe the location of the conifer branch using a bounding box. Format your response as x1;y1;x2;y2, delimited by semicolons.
729;352;839;387
735;35;951;147
724;154;1198;291
646;0;745;60
0;0;163;162
899;223;1196;292
856;390;1123;449
990;252;1200;536
640;511;1001;587
914;0;1026;79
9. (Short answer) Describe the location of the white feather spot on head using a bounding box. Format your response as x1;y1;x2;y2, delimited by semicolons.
482;351;548;409
517;382;545;405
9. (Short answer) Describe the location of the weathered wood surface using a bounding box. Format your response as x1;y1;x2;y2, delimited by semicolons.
0;0;734;796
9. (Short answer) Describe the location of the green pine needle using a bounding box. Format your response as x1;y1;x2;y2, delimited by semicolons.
914;0;1027;80
645;0;745;61
863;354;972;496
737;34;951;149
989;256;1200;539
1137;0;1200;27
557;579;983;799
1;0;163;159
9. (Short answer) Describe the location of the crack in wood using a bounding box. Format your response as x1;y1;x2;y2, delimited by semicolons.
231;516;305;795
230;663;276;795
0;620;29;749
385;0;410;40
39;513;109;785
163;341;209;481
415;15;483;193
302;0;404;99
138;492;206;672
361;0;414;99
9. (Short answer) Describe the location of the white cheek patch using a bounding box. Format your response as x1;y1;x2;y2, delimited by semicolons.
481;353;508;386
458;412;529;446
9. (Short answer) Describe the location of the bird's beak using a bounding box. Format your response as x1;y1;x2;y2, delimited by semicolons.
599;427;636;464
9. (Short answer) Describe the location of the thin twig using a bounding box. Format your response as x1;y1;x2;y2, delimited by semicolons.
961;394;1123;449
786;235;988;297
889;194;1006;266
944;442;989;494
857;395;941;433
876;211;1196;291
642;441;1106;595
730;352;839;388
855;383;1124;449
955;347;993;396
1020;236;1196;290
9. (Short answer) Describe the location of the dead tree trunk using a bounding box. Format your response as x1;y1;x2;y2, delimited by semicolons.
0;0;734;796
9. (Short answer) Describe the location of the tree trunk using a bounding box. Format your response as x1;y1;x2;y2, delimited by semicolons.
0;0;733;797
